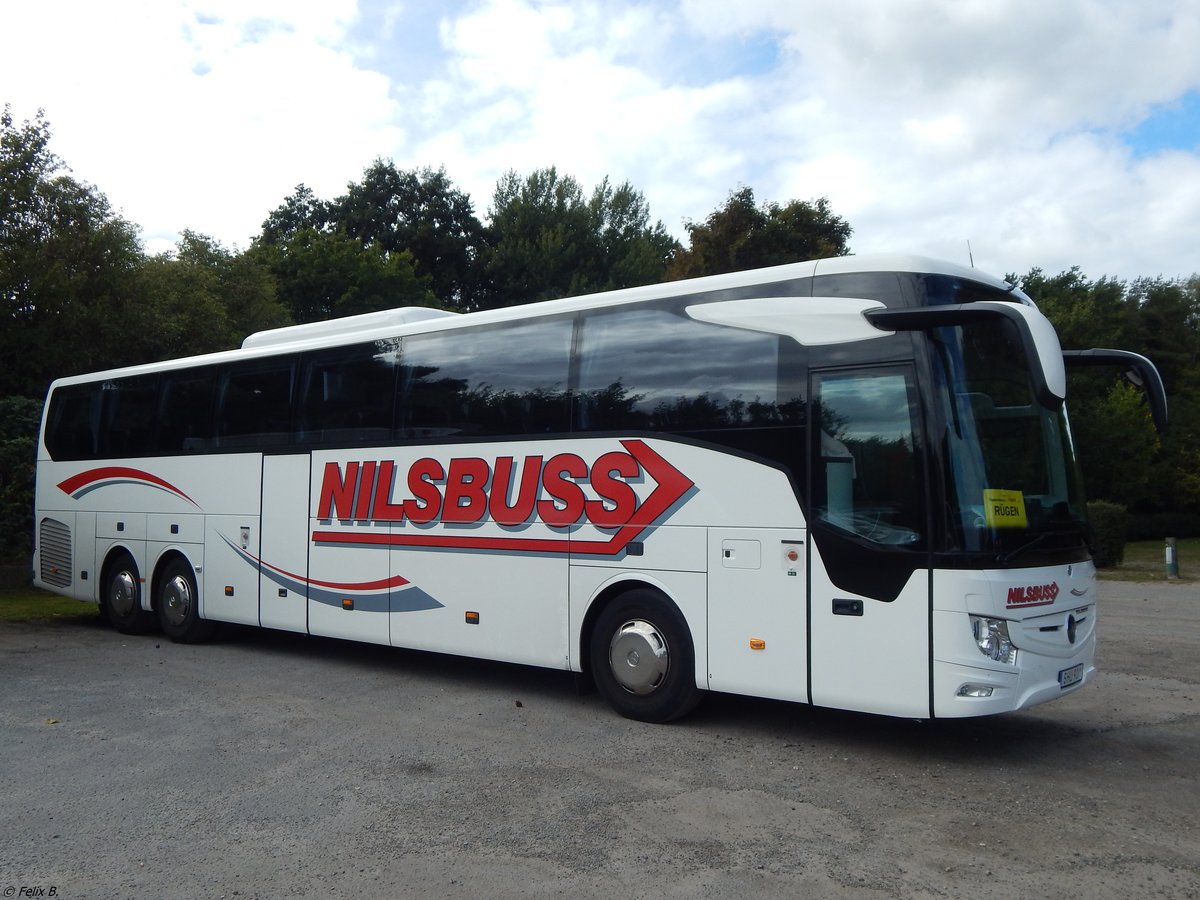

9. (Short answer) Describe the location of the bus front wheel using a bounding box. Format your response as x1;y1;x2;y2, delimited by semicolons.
103;552;156;634
156;557;215;643
589;588;702;723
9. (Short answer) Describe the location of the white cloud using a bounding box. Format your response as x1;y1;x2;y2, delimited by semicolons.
1;0;393;252
419;0;771;230
2;0;1197;279
670;0;1200;278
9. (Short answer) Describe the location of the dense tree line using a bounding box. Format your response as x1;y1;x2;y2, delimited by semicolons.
1;105;1196;563
1015;268;1200;529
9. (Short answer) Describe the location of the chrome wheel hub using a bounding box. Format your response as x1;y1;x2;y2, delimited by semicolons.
109;571;137;617
162;575;193;628
609;619;669;695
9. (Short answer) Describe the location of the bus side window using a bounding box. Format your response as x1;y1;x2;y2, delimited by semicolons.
156;371;215;453
45;384;102;461
214;361;295;449
399;320;571;439
297;341;399;444
575;304;789;433
574;302;806;488
99;376;158;458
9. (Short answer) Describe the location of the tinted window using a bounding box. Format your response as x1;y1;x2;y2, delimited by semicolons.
576;303;800;433
98;376;158;458
298;340;400;443
215;360;295;448
812;367;924;548
400;319;571;438
156;370;215;453
45;384;101;460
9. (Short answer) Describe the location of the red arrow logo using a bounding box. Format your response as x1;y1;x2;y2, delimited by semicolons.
311;439;694;557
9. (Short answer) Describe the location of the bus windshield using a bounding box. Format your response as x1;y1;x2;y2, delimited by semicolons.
933;318;1088;562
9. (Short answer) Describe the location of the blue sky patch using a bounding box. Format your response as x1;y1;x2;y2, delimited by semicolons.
1124;91;1200;156
348;0;448;86
662;30;780;86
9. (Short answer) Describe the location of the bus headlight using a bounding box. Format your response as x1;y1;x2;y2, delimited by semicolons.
970;616;1017;665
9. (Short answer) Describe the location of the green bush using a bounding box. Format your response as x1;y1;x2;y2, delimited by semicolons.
1088;500;1129;568
0;397;41;564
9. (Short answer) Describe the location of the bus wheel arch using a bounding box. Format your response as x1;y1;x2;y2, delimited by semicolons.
584;581;703;723
153;551;216;644
100;548;156;634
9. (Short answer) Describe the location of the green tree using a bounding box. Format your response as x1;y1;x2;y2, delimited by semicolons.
1126;276;1200;395
1018;267;1200;516
1;106;141;566
1125;276;1200;513
0;396;40;563
134;231;291;359
251;227;437;324
664;187;851;280
259;184;331;245
1069;382;1161;509
1016;267;1133;351
1;105;144;398
480;167;675;308
329;162;484;310
588;177;678;292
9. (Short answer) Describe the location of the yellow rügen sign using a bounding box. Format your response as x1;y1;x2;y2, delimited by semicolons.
983;489;1027;528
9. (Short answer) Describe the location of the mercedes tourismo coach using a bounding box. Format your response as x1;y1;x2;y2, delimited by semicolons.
33;255;1167;722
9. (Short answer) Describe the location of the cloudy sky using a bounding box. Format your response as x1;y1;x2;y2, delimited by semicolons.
3;0;1199;281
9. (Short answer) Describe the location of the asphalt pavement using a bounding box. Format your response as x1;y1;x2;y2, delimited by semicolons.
1;579;1196;898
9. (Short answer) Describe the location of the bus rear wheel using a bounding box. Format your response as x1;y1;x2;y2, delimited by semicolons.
156;557;215;643
589;588;702;723
103;552;156;634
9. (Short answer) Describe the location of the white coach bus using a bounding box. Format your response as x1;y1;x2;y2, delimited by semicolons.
33;255;1167;722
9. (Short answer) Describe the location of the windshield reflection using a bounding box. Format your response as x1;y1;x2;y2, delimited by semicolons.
933;321;1088;561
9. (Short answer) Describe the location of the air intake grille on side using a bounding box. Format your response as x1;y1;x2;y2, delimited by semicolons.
39;518;72;588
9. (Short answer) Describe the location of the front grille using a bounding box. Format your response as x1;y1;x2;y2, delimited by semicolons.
39;518;72;588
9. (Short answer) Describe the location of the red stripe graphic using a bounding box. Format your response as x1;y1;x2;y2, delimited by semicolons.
57;466;199;507
258;551;411;592
223;535;410;592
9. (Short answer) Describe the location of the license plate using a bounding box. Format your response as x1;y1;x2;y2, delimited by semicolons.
1058;663;1084;689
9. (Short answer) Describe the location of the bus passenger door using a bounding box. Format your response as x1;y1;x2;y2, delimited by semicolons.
305;452;394;646
807;367;932;718
259;454;310;633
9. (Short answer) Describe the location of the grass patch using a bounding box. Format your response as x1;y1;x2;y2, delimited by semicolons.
1098;537;1199;582
0;587;101;622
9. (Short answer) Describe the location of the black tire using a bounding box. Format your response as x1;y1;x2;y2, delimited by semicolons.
589;588;703;723
102;552;157;634
156;556;216;643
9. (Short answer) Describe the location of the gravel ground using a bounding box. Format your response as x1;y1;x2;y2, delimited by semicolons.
1;580;1197;899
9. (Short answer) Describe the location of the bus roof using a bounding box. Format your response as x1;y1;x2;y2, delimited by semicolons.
46;253;1017;389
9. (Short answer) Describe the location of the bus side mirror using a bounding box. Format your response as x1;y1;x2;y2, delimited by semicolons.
1061;349;1168;432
